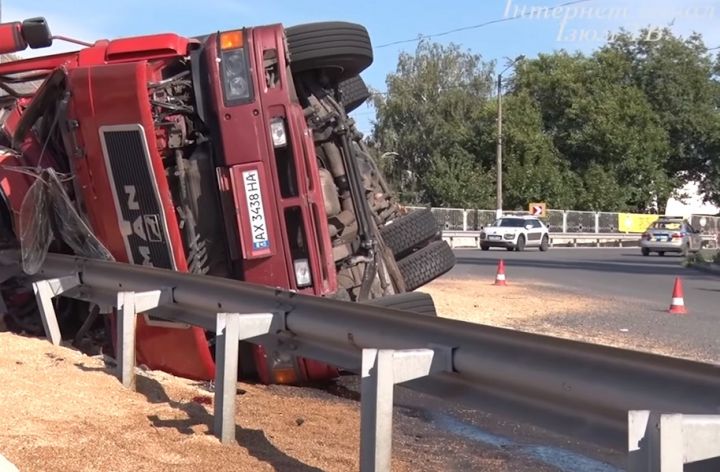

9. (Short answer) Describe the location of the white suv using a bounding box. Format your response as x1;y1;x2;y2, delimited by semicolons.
480;215;550;252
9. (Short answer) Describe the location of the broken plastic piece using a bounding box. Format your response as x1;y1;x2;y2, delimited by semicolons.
18;167;114;274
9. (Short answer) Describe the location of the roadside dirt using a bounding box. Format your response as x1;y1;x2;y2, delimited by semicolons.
418;278;608;327
418;277;710;362
3;276;668;472
0;330;557;472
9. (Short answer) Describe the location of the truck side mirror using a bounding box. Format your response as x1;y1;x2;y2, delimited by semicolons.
22;17;53;49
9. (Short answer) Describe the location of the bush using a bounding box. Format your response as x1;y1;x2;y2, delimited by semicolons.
685;249;720;266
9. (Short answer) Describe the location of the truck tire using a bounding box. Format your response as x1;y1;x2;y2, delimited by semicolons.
380;209;440;258
397;240;456;291
364;292;437;317
337;75;370;113
285;22;373;80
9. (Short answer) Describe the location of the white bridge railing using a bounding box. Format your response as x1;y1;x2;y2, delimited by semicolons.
404;206;720;249
406;206;720;235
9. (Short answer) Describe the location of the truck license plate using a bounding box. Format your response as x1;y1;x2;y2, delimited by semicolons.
242;169;270;251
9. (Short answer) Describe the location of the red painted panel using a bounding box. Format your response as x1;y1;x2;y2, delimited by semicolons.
250;25;337;297
106;34;190;61
205;32;293;290
66;60;215;380
0;22;26;54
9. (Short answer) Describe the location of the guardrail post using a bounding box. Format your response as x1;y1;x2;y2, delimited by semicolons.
628;410;720;472
562;212;568;233
115;289;172;390
213;312;275;445
462;210;468;232
595;212;600;234
32;274;81;345
117;292;138;390
360;347;452;472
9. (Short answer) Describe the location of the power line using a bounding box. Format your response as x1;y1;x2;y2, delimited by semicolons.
375;0;593;49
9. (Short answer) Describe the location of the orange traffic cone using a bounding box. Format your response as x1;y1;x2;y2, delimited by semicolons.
495;259;507;286
668;277;687;314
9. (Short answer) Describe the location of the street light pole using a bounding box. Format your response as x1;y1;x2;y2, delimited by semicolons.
495;55;524;220
496;73;503;219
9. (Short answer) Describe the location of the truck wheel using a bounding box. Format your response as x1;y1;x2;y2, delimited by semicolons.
285;21;373;80
364;292;437;317
337;75;371;113
380;209;439;258
641;247;650;256
397;240;456;291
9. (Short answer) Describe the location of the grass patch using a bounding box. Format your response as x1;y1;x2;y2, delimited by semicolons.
684;248;720;267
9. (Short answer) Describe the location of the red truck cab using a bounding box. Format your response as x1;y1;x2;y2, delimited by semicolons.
0;17;454;384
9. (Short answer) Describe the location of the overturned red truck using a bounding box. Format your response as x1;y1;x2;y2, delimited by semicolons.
0;18;455;383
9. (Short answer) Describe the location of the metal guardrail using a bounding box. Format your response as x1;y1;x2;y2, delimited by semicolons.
443;231;720;249
4;251;720;471
442;230;643;249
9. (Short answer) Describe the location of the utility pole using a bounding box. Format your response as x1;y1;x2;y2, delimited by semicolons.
495;55;525;220
496;73;503;219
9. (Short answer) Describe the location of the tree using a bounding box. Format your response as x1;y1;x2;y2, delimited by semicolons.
372;29;720;212
512;49;673;212
371;40;496;207
603;28;720;210
470;91;580;209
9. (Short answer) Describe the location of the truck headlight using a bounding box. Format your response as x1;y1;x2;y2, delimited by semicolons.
294;258;312;287
219;30;252;104
270;118;287;147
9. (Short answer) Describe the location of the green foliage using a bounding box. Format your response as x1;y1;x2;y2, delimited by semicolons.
370;29;720;211
371;40;495;207
684;248;720;267
514;50;675;210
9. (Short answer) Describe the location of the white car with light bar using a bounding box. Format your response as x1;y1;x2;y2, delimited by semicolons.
639;217;703;257
480;215;550;252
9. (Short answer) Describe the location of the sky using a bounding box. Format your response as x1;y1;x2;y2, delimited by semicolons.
4;0;719;135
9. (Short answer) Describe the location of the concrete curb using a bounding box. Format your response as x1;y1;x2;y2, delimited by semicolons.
0;454;18;472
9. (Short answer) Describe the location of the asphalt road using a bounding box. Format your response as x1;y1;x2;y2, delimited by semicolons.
450;247;720;363
451;247;717;314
